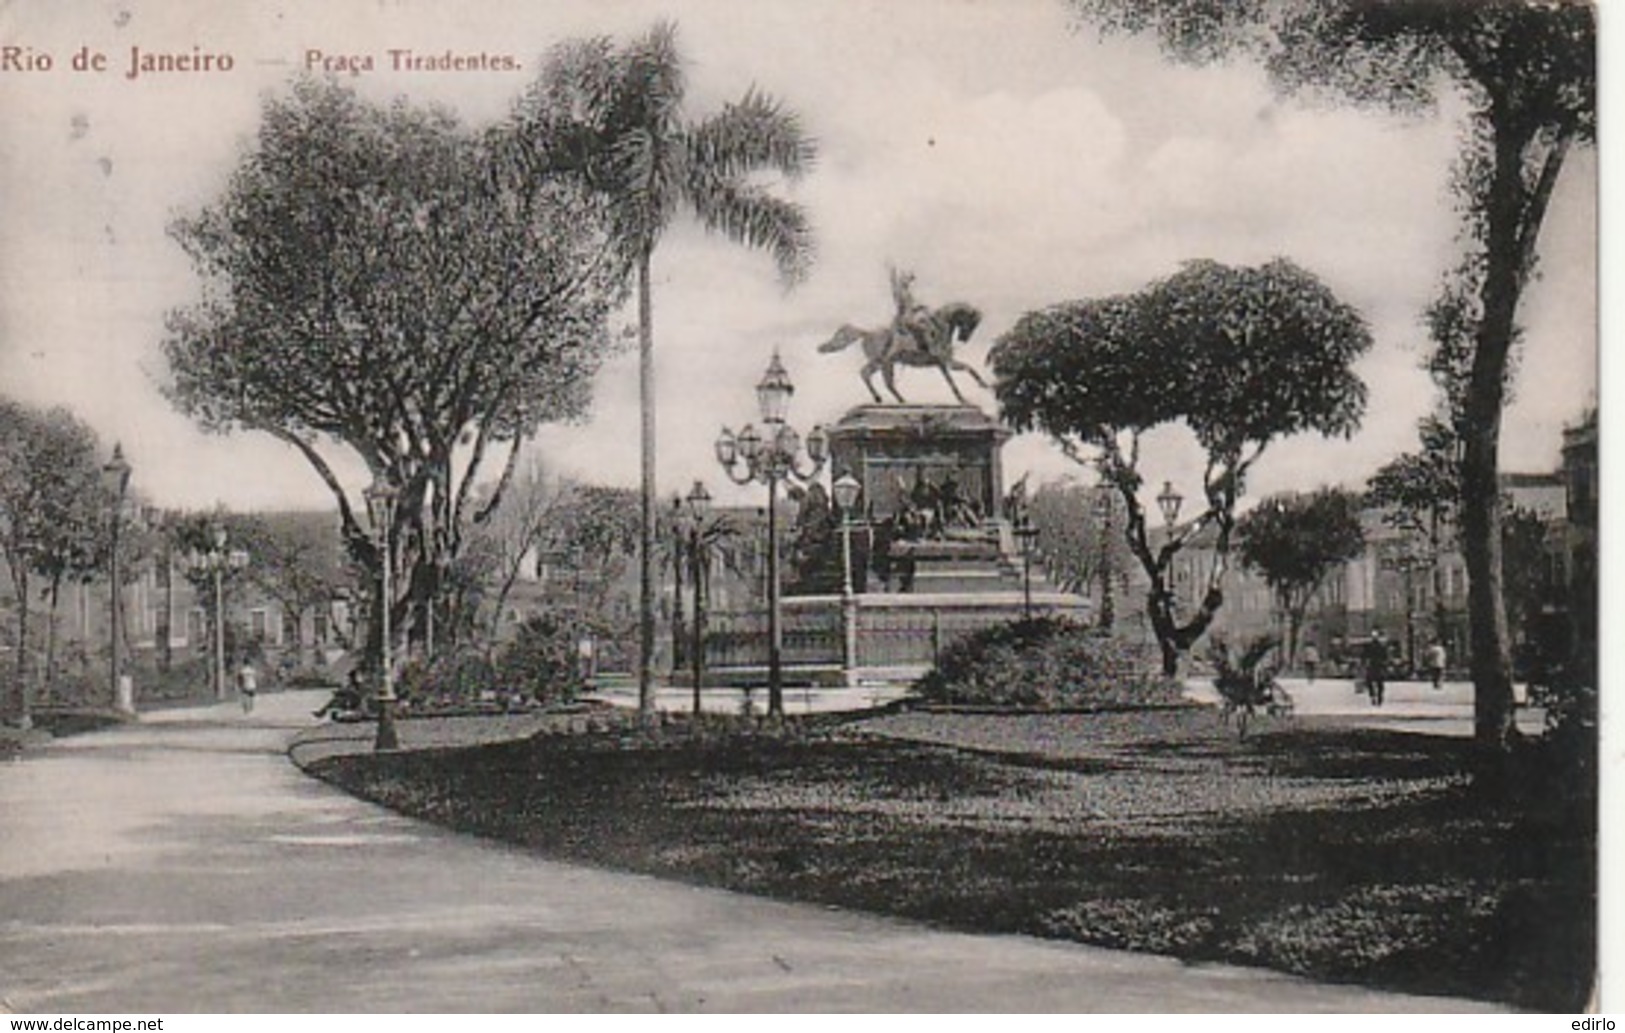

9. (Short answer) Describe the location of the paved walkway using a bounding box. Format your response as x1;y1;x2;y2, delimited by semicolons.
0;690;1505;1013
1183;676;1548;737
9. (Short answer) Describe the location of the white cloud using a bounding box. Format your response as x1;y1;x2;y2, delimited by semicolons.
0;0;1596;513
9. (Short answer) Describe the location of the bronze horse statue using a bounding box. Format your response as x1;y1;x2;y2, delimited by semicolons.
816;302;989;404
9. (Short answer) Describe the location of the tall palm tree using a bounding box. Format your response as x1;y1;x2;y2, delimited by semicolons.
512;21;817;714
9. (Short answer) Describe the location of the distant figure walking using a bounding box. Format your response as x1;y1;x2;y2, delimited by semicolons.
237;661;259;715
1301;643;1320;684
1361;631;1387;707
1424;640;1447;690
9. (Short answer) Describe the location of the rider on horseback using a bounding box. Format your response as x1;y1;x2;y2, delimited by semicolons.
891;267;944;362
818;271;987;405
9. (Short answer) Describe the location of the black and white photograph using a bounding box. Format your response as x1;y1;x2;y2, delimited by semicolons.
0;0;1605;1016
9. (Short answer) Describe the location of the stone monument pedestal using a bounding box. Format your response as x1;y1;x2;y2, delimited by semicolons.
702;402;1090;687
826;403;1012;527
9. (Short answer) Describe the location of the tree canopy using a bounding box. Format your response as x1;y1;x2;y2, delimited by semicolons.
163;78;626;660
992;257;1371;673
1235;487;1366;664
1065;0;1595;752
0;400;114;721
1025;478;1134;626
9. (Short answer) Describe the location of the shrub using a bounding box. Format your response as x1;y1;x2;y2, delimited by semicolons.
398;648;499;707
281;665;340;689
36;655;216;709
1521;656;1598;806
1207;634;1281;708
914;616;1181;708
492;611;589;706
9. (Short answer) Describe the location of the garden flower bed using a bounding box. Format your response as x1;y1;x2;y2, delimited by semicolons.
304;707;1595;1011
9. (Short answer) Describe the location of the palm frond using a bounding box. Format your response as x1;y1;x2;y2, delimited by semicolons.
618;20;687;134
685;88;818;182
685;177;815;283
535;36;621;128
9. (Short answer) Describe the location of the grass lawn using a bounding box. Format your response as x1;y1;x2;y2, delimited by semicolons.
305;706;1594;1011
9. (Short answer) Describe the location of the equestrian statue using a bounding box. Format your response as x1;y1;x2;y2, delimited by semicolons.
816;268;989;405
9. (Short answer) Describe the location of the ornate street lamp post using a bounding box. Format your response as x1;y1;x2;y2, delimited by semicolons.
832;473;862;686
189;525;249;703
142;506;174;674
1156;480;1184;528
1013;512;1038;621
101;445;131;711
682;480;711;715
715;352;828;717
1155;480;1186;618
364;479;400;752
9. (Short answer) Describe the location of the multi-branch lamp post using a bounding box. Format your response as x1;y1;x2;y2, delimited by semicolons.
832;473;862;687
364;479;401;752
190;524;248;703
715;352;828;718
101;444;131;710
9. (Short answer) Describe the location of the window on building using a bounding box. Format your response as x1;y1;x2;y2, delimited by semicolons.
282;611;300;648
250;608;270;642
313;613;330;646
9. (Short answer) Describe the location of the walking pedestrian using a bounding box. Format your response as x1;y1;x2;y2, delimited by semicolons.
1424;640;1447;690
1361;631;1387;707
237;660;259;715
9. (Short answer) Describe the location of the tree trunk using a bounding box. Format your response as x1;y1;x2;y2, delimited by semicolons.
1430;508;1449;648
636;247;657;715
156;541;172;673
1285;602;1303;669
1462;125;1526;752
1147;589;1181;676
45;579;61;703
1128;501;1225;677
12;567;29;725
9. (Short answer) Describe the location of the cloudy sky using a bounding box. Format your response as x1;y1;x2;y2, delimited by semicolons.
0;0;1600;515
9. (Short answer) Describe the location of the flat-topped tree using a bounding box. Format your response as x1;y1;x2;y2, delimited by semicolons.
164;78;624;672
1065;0;1594;754
992;258;1371;675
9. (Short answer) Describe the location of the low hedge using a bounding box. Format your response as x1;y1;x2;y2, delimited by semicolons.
914;616;1182;709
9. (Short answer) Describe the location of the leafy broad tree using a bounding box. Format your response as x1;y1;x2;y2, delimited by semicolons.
1235;487;1366;666
992;258;1371;675
457;457;574;646
1366;414;1461;647
0;401;112;725
509;21;818;713
1500;503;1558;666
1025;477;1134;629
164;78;625;671
661;492;750;678
1064;0;1595;752
233;513;353;669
